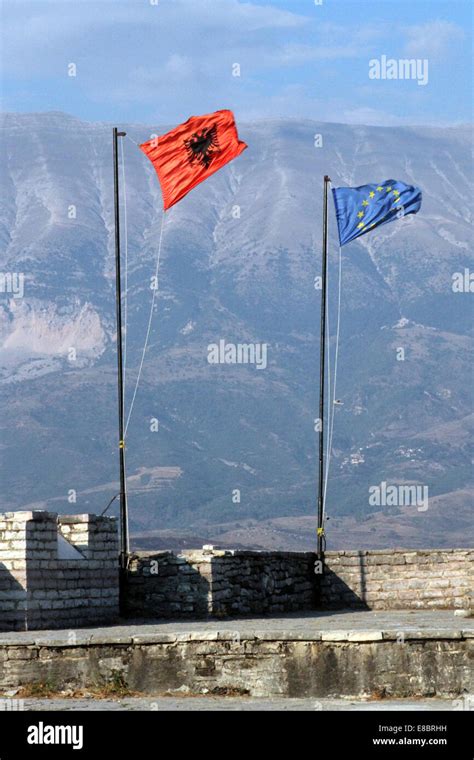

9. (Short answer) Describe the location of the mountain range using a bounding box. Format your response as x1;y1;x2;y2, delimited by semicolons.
0;111;472;549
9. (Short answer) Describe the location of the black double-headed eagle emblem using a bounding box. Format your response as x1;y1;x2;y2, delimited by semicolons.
184;125;220;168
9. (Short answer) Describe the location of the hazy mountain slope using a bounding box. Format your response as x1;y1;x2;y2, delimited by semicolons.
0;112;472;547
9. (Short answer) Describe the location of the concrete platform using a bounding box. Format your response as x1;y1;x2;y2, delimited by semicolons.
0;611;472;699
15;697;469;711
0;609;472;645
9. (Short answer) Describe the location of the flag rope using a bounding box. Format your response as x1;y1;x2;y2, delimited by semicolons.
323;242;343;517
124;210;166;438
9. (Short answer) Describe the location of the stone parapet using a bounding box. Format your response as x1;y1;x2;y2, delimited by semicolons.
321;549;473;610
125;549;316;618
124;547;473;618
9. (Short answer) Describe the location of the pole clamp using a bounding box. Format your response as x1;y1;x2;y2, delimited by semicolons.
119;439;125;449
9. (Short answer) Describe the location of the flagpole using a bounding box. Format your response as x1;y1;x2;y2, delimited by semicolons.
317;175;330;556
112;127;129;593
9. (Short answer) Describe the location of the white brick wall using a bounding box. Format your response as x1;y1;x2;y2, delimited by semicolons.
0;511;119;631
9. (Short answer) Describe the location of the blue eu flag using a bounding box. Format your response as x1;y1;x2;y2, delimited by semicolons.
332;180;422;246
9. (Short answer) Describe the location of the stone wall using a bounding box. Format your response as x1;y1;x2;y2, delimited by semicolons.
125;548;473;619
0;511;119;631
125;549;316;618
321;549;473;610
0;626;471;698
1;508;472;630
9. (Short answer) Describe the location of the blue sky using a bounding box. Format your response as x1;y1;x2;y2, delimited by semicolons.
1;0;472;126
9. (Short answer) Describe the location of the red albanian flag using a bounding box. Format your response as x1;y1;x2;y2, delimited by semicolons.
139;109;247;211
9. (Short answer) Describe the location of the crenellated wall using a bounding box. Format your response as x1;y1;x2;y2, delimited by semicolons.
1;509;472;630
0;511;119;631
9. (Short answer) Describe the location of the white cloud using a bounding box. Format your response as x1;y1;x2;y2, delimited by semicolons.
164;54;192;78
403;20;464;59
1;2;469;126
2;0;307;76
274;43;365;65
